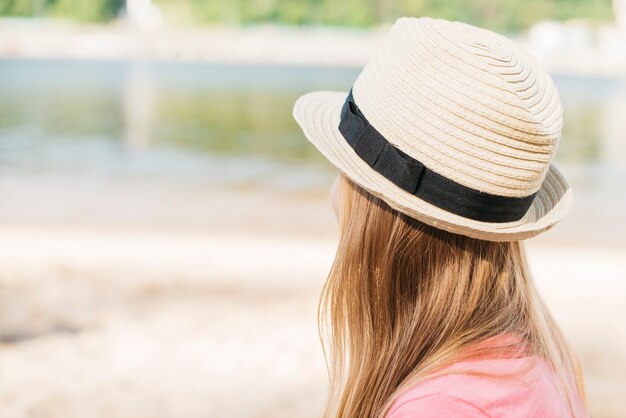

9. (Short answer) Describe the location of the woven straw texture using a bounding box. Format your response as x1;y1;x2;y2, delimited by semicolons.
293;17;572;241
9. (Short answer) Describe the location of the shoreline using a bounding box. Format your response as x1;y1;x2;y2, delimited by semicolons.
0;224;626;290
2;19;626;77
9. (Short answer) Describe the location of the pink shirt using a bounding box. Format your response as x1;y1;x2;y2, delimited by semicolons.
386;339;589;418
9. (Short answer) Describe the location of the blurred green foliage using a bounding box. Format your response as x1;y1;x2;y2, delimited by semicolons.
154;0;615;30
0;0;615;31
0;0;124;21
49;0;124;22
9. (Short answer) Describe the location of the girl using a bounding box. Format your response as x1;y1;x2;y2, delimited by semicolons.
293;17;588;418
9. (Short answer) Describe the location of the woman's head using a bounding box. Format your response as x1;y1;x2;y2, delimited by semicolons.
320;173;585;418
292;16;580;418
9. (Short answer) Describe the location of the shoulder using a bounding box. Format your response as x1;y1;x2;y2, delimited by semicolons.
386;392;490;418
385;356;581;418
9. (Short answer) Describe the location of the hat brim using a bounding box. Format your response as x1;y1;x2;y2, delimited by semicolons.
293;90;573;241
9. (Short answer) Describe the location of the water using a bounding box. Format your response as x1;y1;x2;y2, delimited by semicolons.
0;59;625;241
0;60;356;185
1;59;625;177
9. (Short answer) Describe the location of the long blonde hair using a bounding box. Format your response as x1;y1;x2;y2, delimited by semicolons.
319;174;587;418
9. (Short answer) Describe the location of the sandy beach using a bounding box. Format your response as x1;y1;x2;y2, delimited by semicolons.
0;215;624;418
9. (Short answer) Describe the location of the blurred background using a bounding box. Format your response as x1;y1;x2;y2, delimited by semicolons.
0;1;625;417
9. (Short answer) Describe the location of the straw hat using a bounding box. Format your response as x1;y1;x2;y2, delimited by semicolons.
293;17;572;241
